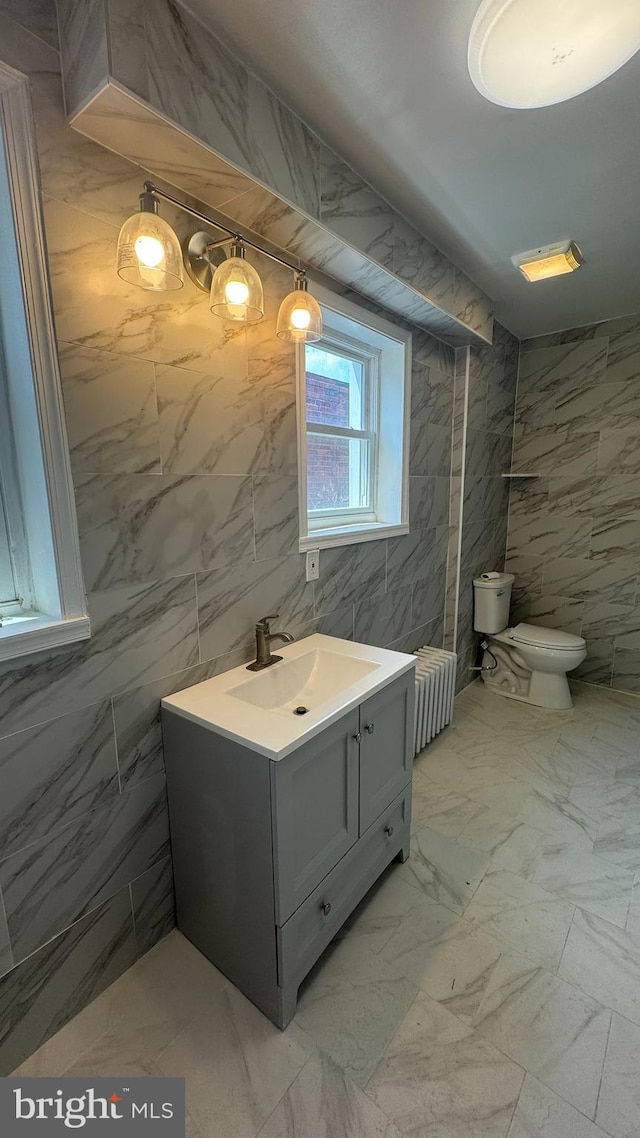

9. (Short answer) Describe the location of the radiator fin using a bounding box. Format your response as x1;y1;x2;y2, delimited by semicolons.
413;646;457;755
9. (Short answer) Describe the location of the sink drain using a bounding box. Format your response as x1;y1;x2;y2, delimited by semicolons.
293;706;309;715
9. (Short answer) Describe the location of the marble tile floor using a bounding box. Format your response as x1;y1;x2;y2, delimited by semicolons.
14;679;640;1138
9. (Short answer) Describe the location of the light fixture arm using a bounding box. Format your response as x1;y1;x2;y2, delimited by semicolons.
142;180;302;277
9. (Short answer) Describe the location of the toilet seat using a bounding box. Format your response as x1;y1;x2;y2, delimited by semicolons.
507;623;586;651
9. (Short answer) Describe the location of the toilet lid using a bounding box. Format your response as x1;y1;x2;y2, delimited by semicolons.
509;622;586;650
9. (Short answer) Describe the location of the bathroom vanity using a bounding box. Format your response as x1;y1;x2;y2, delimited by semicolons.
161;634;416;1028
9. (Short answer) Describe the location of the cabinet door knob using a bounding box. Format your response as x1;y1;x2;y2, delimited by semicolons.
352;732;362;743
364;722;375;734
384;825;394;838
321;901;332;916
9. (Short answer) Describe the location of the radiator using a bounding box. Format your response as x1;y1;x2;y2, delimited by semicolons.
413;646;457;755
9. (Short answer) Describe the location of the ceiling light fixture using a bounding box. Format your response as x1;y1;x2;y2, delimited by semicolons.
117;182;323;340
512;240;584;282
468;0;640;109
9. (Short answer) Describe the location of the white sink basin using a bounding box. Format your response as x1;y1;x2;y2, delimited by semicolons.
228;648;380;716
162;634;416;759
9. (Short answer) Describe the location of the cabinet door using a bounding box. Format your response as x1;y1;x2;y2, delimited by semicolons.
359;673;414;833
271;708;360;924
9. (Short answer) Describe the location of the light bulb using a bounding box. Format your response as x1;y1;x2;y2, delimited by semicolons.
290;306;312;330
135;234;165;268
225;279;250;305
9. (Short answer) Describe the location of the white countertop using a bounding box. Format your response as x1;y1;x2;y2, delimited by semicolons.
162;634;416;760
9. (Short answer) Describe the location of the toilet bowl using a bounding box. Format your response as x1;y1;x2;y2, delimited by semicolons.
473;574;587;710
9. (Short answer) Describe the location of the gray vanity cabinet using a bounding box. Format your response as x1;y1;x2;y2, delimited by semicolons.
359;673;414;832
163;668;414;1030
272;708;360;923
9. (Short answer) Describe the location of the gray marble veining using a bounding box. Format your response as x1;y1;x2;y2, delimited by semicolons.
75;472;254;589
0;575;199;737
518;341;608;397
0;773;170;963
111;658;249;791
313;541;387;615
507;320;640;690
0;892;12;981
542;555;638;607
145;0;320;218
57;0;108;119
59;343;160;475
409;475;450;531
0;888;137;1076
393;217;455;313
507;515;592;561
0;0;59;47
411;362;454;426
0;701;119;860
354;586;413;648
367;988;523;1138
559;908;640;1026
474;949;610;1117
320;146;394;269
512;1075;608;1138
131;857;175;958
197;554;313;660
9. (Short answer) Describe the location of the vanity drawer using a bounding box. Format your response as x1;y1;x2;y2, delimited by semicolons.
277;786;411;988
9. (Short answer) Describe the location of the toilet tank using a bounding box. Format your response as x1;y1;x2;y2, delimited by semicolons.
473;572;515;634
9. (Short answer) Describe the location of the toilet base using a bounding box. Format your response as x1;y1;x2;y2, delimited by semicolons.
482;668;573;710
479;642;576;710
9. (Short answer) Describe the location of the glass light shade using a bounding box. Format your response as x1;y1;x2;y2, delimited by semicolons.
116;210;183;291
209;244;264;323
276;279;323;342
468;0;640;108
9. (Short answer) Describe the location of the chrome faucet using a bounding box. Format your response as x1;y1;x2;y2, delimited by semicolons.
246;614;294;671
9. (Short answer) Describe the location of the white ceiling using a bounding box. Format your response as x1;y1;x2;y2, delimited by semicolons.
184;0;640;339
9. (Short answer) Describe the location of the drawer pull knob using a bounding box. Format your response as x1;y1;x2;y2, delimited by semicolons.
364;722;375;734
352;732;362;743
321;901;332;916
385;825;394;838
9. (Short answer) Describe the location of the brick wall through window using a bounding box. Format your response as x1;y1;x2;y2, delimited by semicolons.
306;371;350;509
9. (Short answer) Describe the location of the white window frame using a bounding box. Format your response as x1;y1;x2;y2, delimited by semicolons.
0;61;89;661
306;328;378;526
297;284;411;552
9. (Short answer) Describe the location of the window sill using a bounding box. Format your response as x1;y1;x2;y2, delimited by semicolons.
0;613;91;662
299;522;410;552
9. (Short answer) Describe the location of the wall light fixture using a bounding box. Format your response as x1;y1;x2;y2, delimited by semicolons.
117;182;323;341
116;185;184;291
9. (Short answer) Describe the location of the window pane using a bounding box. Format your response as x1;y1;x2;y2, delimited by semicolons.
305;345;365;429
307;433;371;512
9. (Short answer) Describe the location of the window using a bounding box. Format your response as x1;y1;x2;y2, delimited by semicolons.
0;62;89;661
297;285;411;550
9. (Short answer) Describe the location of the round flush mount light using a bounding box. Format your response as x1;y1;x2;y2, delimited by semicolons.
468;0;640;109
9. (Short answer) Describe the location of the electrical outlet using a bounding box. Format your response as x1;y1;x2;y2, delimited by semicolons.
306;549;320;582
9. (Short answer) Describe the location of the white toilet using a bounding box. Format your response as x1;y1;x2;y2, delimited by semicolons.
473;572;587;710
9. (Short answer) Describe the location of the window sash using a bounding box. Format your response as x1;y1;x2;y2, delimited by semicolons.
305;336;379;524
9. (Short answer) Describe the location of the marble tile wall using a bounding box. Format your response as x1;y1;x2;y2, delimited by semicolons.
450;327;520;689
55;0;493;343
0;5;460;1072
506;313;640;691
